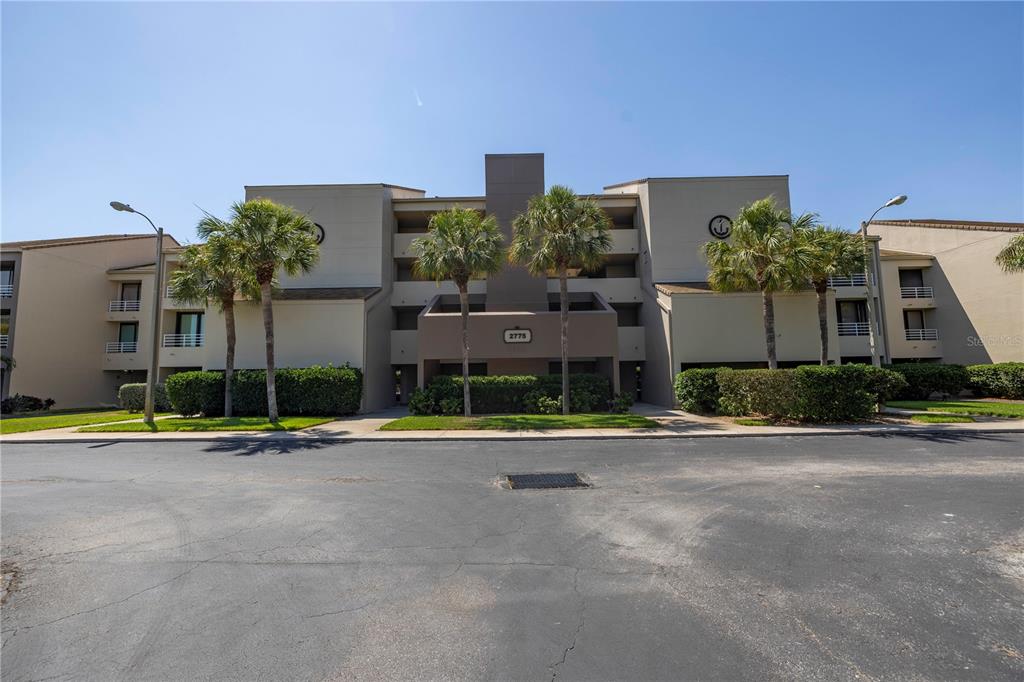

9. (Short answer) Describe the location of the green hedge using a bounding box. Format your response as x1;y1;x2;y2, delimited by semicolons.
887;363;969;400
117;383;171;413
674;368;722;413
410;373;611;415
967;363;1024;399
165;366;363;417
675;364;906;422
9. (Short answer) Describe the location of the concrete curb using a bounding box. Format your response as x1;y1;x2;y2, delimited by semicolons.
4;427;1023;445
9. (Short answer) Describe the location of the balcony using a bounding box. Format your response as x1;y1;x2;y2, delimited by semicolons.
391;280;486;307
546;277;641;303
617;326;645;361
105;341;138;353
109;300;141;313
163;333;204;347
608;229;639;255
827;273;870;287
905;328;938;341
900;286;934;299
837;322;870;336
0;334;8;349
391;329;418;364
0;284;13;298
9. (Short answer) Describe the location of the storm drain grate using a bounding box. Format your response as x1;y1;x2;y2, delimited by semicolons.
506;473;589;490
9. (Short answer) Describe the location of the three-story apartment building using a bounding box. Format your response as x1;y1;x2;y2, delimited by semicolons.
4;155;1019;410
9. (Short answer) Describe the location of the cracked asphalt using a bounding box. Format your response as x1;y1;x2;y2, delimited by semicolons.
2;433;1023;681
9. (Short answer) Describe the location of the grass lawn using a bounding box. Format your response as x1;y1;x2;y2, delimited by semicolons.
910;413;976;424
379;413;659;431
79;416;335;433
0;410;151;435
735;418;772;426
888;400;1024;419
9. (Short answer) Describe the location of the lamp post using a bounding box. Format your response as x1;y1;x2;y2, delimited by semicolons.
860;194;907;367
110;201;164;424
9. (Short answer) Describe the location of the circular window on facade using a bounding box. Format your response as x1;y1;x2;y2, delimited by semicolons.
313;223;326;244
708;215;732;239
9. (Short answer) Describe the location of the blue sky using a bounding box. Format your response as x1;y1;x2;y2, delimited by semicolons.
3;2;1021;244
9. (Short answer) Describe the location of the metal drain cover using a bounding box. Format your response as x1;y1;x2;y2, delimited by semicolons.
506;473;589;489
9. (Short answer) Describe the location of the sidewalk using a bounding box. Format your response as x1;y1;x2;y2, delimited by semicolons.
2;404;1022;443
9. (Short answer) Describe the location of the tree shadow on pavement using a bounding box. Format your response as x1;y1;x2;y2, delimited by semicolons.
864;430;1022;445
202;438;337;457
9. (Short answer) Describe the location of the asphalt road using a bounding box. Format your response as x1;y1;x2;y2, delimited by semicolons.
2;433;1023;681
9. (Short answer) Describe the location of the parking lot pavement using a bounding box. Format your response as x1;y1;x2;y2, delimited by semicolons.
2;433;1023;680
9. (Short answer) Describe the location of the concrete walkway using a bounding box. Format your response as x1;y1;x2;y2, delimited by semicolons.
2;403;1022;443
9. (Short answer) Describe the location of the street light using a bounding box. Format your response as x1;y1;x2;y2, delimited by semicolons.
110;201;164;424
860;195;908;367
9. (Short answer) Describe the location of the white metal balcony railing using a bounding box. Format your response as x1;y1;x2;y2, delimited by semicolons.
827;273;869;287
905;328;939;341
109;300;141;312
837;322;870;336
0;284;13;297
105;341;138;353
0;335;8;349
900;286;934;298
163;333;204;348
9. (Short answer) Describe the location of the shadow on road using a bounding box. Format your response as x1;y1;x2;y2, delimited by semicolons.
864;430;1022;445
201;438;336;457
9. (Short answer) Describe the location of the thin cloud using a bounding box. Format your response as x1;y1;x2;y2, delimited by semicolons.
414;89;423;107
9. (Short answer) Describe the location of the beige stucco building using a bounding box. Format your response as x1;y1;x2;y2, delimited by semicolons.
3;156;1020;410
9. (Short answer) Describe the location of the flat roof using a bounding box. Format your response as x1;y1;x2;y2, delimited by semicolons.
879;248;934;260
275;287;381;301
1;233;179;252
655;281;714;295
245;182;426;193
871;219;1024;233
604;175;789;190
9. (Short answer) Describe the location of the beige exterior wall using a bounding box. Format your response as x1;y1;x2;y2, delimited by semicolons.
669;291;840;367
870;224;1023;363
202;299;366;372
4;236;164;408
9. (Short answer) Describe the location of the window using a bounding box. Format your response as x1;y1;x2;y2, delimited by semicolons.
175;312;204;346
118;323;138;344
903;310;925;330
121;282;141;301
1;263;14;287
898;269;924;288
836;300;868;324
1;310;9;336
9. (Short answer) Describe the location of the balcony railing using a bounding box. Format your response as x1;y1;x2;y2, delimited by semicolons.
109;300;141;312
837;322;870;336
0;284;13;297
900;286;933;298
0;335;8;349
105;341;138;353
827;273;869;287
163;333;204;347
905;328;938;341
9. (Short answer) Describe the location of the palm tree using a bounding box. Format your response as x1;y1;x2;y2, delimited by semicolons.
224;198;320;421
797;226;865;365
412;207;505;416
169;225;254;416
996;234;1024;273
509;186;612;414
703;196;815;369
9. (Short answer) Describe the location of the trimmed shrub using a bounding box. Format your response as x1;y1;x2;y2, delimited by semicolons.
165;366;362;417
888;363;969;400
166;371;224;417
118;383;170;413
794;365;877;422
410;373;612;415
717;369;799;419
673;368;721;413
860;365;909;405
610;391;635;414
967;363;1024;399
0;394;55;414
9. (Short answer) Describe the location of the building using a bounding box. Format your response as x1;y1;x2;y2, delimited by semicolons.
867;219;1024;365
0;233;180;407
3;155;1019;410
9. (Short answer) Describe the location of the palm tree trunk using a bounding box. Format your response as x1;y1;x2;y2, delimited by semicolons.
815;282;829;366
223;295;236;418
559;266;570;416
762;289;778;370
459;284;471;418
259;280;278;422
